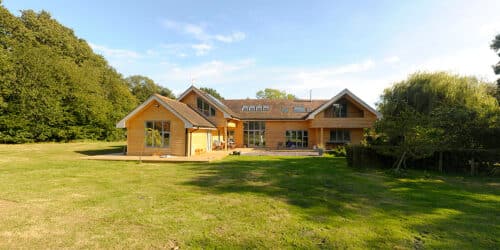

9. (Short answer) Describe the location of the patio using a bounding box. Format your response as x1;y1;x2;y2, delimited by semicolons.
82;148;320;163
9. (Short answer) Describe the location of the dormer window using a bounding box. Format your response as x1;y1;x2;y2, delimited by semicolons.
262;105;270;111
242;105;248;111
197;97;216;117
248;105;256;111
293;106;306;113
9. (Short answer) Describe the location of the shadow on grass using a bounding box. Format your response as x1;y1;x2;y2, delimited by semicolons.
75;145;125;156
184;156;500;248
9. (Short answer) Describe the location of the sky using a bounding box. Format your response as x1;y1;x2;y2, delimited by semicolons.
4;0;500;105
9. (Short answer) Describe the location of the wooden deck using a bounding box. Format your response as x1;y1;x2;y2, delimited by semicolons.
82;148;256;163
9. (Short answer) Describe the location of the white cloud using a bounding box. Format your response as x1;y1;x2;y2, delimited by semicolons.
214;31;246;43
162;19;247;42
191;43;213;56
89;43;142;60
383;56;400;64
153;58;256;86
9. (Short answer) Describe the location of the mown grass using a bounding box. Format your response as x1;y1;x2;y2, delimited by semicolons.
0;142;498;249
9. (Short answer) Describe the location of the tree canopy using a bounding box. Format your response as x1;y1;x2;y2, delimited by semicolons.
374;72;499;170
0;5;138;143
126;75;175;102
256;88;296;100
491;33;500;100
200;87;224;100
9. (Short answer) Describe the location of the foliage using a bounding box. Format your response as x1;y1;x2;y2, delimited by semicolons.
125;75;175;102
491;33;500;100
256;88;296;100
326;146;347;157
0;5;137;143
200;87;224;100
375;72;500;170
347;144;500;175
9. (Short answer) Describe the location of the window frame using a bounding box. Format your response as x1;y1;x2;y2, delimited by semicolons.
144;120;171;148
329;129;351;143
285;130;309;148
197;97;216;117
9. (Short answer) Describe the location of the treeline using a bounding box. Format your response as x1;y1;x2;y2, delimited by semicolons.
0;5;172;143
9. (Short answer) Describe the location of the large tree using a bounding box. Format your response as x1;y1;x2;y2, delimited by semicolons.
256;88;296;100
200;87;224;100
375;72;499;171
0;5;137;143
491;33;500;100
126;75;175;102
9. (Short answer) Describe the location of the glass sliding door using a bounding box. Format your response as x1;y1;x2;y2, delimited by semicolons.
285;130;308;148
243;121;265;147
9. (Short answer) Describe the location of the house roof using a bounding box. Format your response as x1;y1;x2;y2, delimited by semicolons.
117;88;380;128
116;94;215;129
306;89;382;119
177;85;239;119
222;99;328;120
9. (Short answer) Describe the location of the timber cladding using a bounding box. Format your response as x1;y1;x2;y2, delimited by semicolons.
264;121;313;149
126;100;186;156
119;86;379;155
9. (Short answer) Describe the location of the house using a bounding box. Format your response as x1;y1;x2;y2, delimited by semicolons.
116;86;381;156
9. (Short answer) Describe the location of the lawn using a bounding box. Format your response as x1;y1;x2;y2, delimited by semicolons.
0;142;498;249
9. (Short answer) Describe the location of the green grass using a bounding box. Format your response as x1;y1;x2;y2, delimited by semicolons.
0;142;498;249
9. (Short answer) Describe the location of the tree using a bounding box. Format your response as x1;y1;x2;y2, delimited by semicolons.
491;33;500;101
256;88;296;100
200;87;224;100
375;72;499;171
0;5;137;143
125;75;175;102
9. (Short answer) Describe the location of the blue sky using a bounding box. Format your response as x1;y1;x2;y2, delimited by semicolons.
4;0;500;105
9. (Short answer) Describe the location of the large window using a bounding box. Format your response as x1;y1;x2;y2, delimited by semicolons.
330;129;350;143
145;121;170;147
197;97;216;117
325;101;347;118
285;130;308;148
243;121;265;147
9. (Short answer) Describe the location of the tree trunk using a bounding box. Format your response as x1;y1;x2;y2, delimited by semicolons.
438;151;443;172
395;151;407;172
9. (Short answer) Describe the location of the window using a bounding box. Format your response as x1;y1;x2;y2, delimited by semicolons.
324;102;348;118
243;121;265;147
243;104;270;112
145;121;170;147
330;129;350;143
293;106;306;113
285;130;308;148
282;107;289;113
197;97;216;116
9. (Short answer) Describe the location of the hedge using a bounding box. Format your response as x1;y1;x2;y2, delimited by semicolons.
346;145;500;175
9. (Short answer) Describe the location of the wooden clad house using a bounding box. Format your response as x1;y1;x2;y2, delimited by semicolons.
117;86;380;156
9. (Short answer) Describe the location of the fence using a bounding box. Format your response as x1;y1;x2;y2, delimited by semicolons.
346;145;500;175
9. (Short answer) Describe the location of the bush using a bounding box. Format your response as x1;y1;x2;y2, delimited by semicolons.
326;146;347;157
346;145;500;175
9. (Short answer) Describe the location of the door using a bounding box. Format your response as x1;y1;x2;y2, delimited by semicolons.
207;132;212;151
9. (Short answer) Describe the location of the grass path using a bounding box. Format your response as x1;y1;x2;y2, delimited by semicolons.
0;142;498;249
